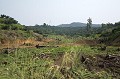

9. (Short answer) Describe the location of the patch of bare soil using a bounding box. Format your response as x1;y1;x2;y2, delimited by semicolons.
43;38;55;43
76;39;98;46
59;43;80;47
80;54;120;78
0;38;56;49
54;53;64;66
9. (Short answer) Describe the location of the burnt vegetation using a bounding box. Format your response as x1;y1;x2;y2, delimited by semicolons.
80;54;120;77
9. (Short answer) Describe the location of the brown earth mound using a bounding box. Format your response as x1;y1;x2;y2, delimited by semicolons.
80;54;120;78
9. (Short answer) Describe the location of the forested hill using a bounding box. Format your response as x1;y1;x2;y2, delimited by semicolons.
26;24;100;37
57;22;101;27
99;22;120;46
26;21;120;46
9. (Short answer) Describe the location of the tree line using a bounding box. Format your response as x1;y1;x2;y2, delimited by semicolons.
0;14;24;30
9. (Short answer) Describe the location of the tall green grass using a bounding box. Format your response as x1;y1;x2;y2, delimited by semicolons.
0;46;116;79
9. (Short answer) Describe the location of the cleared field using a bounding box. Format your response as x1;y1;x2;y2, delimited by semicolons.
0;45;119;79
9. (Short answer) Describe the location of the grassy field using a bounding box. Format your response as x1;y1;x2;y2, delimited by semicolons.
0;45;119;79
0;35;120;79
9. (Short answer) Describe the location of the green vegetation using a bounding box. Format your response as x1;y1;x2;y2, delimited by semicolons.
0;14;24;30
0;14;120;79
0;15;42;45
1;45;118;79
99;22;120;46
86;17;92;34
26;24;101;37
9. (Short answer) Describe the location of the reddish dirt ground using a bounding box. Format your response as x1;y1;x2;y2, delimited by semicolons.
0;38;55;49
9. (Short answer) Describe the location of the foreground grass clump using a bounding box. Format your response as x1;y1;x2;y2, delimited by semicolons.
0;46;118;79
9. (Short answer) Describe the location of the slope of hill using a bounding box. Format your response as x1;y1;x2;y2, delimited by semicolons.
0;14;42;46
99;22;120;46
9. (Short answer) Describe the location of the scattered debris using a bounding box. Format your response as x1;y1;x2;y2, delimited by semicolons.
1;61;8;65
99;46;107;51
80;54;120;76
116;47;120;51
0;48;16;54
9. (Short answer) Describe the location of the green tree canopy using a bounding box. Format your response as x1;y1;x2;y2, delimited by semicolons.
0;14;23;30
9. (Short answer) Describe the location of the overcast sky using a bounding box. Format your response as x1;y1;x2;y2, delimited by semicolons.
0;0;120;25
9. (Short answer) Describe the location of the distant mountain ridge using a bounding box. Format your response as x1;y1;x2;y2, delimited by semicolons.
57;22;101;27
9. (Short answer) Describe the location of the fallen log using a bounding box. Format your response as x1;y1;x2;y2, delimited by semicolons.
35;44;59;48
